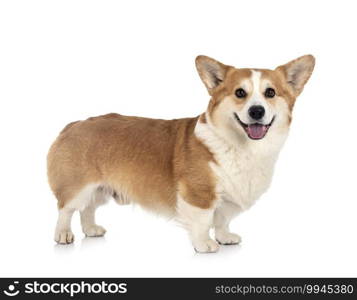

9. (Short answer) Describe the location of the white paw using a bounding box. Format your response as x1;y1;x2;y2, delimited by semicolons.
193;239;220;253
83;225;106;237
215;231;241;245
55;230;74;244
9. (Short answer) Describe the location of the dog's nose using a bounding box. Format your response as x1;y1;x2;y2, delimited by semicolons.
248;105;265;120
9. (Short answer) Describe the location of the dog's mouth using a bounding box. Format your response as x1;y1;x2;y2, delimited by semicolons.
234;113;275;140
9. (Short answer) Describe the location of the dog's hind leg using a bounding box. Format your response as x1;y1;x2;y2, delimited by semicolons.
80;186;108;237
54;184;105;243
54;207;75;244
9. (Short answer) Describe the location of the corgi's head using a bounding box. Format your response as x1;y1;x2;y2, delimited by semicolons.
196;55;315;142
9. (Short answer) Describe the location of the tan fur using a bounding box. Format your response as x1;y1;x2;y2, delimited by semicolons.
48;114;217;212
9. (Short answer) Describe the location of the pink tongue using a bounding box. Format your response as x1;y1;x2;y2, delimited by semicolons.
247;124;268;139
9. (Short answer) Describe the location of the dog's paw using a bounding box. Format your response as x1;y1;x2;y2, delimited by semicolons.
193;239;220;253
215;232;241;245
83;225;106;237
55;230;74;244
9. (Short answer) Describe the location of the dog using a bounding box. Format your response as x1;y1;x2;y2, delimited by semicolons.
47;55;315;253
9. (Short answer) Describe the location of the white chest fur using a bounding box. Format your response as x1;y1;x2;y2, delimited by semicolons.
195;120;286;210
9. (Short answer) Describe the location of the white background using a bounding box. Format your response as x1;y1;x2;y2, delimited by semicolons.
0;0;356;277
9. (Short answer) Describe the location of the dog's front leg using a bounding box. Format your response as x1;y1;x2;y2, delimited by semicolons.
176;196;219;253
214;201;242;245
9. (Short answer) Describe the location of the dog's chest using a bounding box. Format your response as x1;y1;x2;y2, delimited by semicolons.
209;146;276;210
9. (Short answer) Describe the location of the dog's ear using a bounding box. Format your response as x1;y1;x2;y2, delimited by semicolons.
276;55;315;96
195;56;230;94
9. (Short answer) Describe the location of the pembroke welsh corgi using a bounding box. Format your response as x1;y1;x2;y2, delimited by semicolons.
48;55;315;253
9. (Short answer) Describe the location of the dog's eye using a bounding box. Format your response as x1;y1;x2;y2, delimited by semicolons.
264;87;275;98
235;88;247;98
